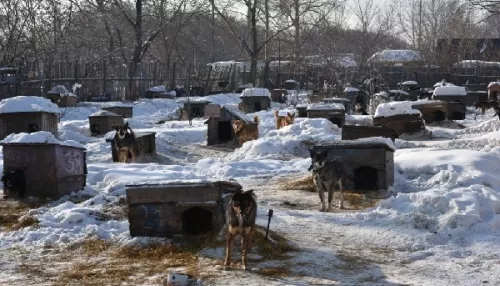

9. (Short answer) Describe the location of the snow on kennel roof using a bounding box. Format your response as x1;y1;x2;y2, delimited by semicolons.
0;96;60;114
148;85;167;93
240;88;271;98
433;81;455;88
368;49;422;63
402;81;418;85
176;97;211;104
487;81;500;88
307;103;345;111
314;137;395;152
47;85;77;97
433;86;467;96
223;104;254;123
89;110;121;117
0;131;84;148
101;101;133;108
453;60;500;69
344;86;359;92
374;101;421;118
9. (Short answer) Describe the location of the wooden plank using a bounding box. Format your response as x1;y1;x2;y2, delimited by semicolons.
127;186;222;204
204;104;221;118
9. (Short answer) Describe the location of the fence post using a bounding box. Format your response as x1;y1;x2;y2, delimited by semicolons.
170;62;176;90
102;60;107;97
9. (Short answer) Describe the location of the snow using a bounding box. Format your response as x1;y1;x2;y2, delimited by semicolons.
0;96;60;114
89;110;121;117
487;81;500;88
1;131;84;148
433;81;455;88
101;102;133;108
306;103;345;111
240;88;271;98
369;49;422;63
389;89;410;96
148;85;167;93
345;115;374;126
453;60;500;68
344;86;359;92
284;79;298;84
433;86;467;96
223;104;253;123
48;85;77;97
374;101;422;118
402;81;418;85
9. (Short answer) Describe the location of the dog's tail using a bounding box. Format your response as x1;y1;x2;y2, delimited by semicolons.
254;115;260;125
273;110;279;118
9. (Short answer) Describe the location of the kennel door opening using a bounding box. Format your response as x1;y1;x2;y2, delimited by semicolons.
433;110;445;122
354;166;378;191
183;207;213;235
329;117;342;127
217;121;233;142
254;101;262;112
451;111;465;120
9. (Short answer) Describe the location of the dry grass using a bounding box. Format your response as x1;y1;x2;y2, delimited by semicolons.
0;199;45;230
281;175;315;192
342;192;380;210
257;266;291;277
9;215;39;230
253;226;296;260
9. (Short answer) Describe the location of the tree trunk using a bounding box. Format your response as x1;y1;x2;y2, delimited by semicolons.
294;0;300;62
249;1;258;85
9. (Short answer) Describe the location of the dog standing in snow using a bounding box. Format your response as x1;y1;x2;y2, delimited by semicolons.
112;122;138;163
231;116;260;147
274;110;295;129
308;148;346;212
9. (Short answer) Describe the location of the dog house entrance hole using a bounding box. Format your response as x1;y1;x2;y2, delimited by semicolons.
191;106;202;118
354;166;378;190
91;124;100;135
433;110;445;121
183;207;213;235
218;121;233;141
254;101;262;112
451;111;464;120
329;117;342;127
28;123;39;133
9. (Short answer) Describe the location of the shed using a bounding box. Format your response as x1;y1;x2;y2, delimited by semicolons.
0;133;86;199
373;101;425;134
341;125;399;141
102;104;133;118
271;89;287;103
126;180;242;237
176;97;211;118
312;139;395;191
0;96;59;140
432;86;467;120
239;88;271;113
307;103;345;127
488;81;500;101
411;100;447;123
205;104;253;146
106;132;156;162
46;85;78;107
88;110;124;136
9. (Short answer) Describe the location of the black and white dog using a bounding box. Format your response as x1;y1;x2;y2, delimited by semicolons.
1;170;26;199
308;148;346;212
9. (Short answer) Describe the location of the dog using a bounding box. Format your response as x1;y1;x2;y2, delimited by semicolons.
224;189;257;270
308;148;346;212
113;122;138;163
274;110;295;129
1;170;26;199
354;103;369;115
494;106;500;120
232;116;259;147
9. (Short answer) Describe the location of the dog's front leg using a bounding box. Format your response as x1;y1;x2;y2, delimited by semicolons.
338;179;345;209
318;186;326;212
223;232;234;269
241;233;250;270
327;183;334;212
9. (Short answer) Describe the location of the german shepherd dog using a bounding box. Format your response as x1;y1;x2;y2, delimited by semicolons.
224;189;257;270
474;101;499;115
113;122;138;163
308;148;346;211
1;170;26;199
274;110;295;129
231;116;260;147
354;103;369;115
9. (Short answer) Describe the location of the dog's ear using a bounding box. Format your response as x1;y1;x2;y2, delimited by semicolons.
124;122;129;129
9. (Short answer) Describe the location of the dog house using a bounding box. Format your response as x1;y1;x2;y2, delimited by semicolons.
312;140;395;191
105;132;156;162
432;86;467;120
295;104;307;117
1;138;87;199
46;85;78;107
205;104;254;146
342;125;399;141
322;98;352;114
102;104;133;118
399;81;422;101
307;103;345;127
488;81;500;101
373;101;425;135
239;88;271;113
88;110;124;136
145;85;176;99
0;96;59;140
411;100;447;124
271;89;287;103
126;180;242;237
344;87;369;109
284;79;300;90
176;98;211;118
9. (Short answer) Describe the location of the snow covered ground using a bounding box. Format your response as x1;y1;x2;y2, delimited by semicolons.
1;94;500;285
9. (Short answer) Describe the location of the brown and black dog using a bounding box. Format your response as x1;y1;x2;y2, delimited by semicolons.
274;110;295;129
232;116;259;147
113;122;138;163
224;189;257;271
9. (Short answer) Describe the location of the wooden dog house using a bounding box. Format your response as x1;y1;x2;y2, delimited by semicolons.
488;81;500;101
102;105;133;118
432;86;467;120
126;180;242;237
312;140;395;191
176;98;211;118
0;96;59;140
307;103;345;127
322;98;352;114
411;100;447;124
205;104;254;146
373;102;425;135
271;89;287;103
106;132;156;162
295;104;307;117
145;85;176;99
239;88;271;113
342;125;399;141
88;110;124;136
1;141;87;199
46;85;78;107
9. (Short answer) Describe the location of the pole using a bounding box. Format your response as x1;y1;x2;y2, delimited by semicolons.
278;38;281;88
211;0;215;63
265;209;273;241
